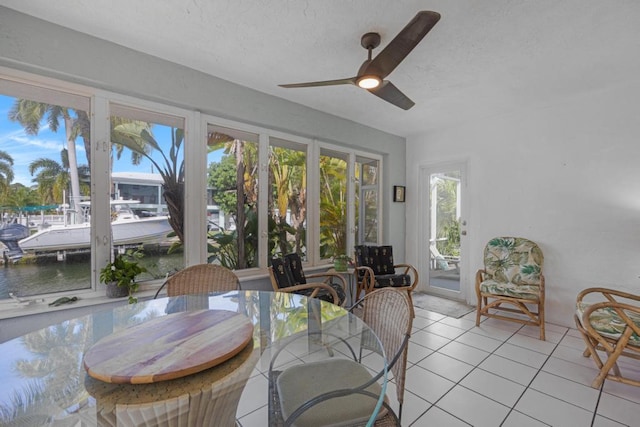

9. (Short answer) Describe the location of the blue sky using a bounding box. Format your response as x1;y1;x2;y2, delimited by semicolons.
0;94;225;189
0;94;73;186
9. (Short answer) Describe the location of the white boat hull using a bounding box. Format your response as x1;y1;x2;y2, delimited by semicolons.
19;217;173;252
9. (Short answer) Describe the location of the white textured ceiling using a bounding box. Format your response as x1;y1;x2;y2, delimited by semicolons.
2;0;639;137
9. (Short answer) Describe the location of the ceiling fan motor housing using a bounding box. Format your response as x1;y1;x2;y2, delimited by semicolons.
361;32;381;50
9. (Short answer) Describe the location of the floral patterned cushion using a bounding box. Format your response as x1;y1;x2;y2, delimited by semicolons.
480;279;541;300
481;237;543;299
576;302;640;346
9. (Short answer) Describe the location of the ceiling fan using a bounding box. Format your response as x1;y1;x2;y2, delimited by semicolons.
279;11;441;110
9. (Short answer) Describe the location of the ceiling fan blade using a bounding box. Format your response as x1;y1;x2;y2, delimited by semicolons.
279;77;356;88
368;81;415;110
366;11;441;79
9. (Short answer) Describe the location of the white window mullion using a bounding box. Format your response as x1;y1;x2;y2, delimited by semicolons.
307;141;320;265
258;133;269;268
92;95;111;289
346;153;356;258
184;111;205;265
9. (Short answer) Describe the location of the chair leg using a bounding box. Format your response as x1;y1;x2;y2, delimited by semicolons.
475;293;482;326
591;326;633;389
407;290;415;318
539;302;545;341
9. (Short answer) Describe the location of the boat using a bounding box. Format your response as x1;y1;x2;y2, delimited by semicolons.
15;200;173;254
0;222;30;261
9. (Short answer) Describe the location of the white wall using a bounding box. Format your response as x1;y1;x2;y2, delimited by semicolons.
406;78;640;327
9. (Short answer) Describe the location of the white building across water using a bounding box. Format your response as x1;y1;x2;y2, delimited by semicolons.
112;172;227;230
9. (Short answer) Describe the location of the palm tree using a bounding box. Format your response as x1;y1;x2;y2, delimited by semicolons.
6;184;38;212
319;156;348;257
8;100;87;213
29;149;90;205
269;146;307;255
207;132;260;269
0;150;14;203
110;117;152;165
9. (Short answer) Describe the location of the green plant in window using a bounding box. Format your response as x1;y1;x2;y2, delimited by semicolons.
99;247;147;304
207;136;259;269
207;206;259;269
438;219;461;257
319;156;347;258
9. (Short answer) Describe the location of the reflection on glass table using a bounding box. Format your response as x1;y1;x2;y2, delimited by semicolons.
0;291;387;426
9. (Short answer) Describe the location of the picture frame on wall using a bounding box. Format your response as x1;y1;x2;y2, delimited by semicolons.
393;185;405;202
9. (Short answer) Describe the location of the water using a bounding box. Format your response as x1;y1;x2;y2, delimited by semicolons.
0;252;184;299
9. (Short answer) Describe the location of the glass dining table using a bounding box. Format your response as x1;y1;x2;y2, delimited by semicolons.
0;290;388;426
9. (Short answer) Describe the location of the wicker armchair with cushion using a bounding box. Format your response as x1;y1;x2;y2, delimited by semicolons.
353;245;418;310
575;287;640;388
475;237;546;340
153;263;240;298
269;253;347;306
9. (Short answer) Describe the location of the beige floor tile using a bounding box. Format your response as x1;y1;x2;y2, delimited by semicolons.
515;388;593;426
460;368;526;407
501;410;549;426
404;364;455;404
436;385;511;427
416;352;474;383
409;405;470;426
529;370;600;411
438;340;490;366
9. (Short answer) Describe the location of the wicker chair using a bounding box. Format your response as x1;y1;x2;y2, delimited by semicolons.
353;245;418;315
269;253;347;306
268;288;413;426
575;287;640;389
357;287;413;425
154;264;240;298
475;237;546;340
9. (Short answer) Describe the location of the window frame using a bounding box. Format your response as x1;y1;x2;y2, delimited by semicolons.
0;68;383;307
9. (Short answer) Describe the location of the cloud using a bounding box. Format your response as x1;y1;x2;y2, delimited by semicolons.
0;127;87;186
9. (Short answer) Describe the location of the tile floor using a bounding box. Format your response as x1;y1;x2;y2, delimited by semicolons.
237;304;640;427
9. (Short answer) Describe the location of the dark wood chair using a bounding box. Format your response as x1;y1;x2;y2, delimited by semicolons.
269;253;347;306
353;245;418;314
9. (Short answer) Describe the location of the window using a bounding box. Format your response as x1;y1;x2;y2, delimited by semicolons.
356;157;379;245
0;80;92;298
0;73;383;302
109;104;186;279
269;138;307;260
319;149;348;259
206;124;259;270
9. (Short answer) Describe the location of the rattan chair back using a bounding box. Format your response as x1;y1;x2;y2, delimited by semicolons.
361;288;413;422
160;264;240;297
